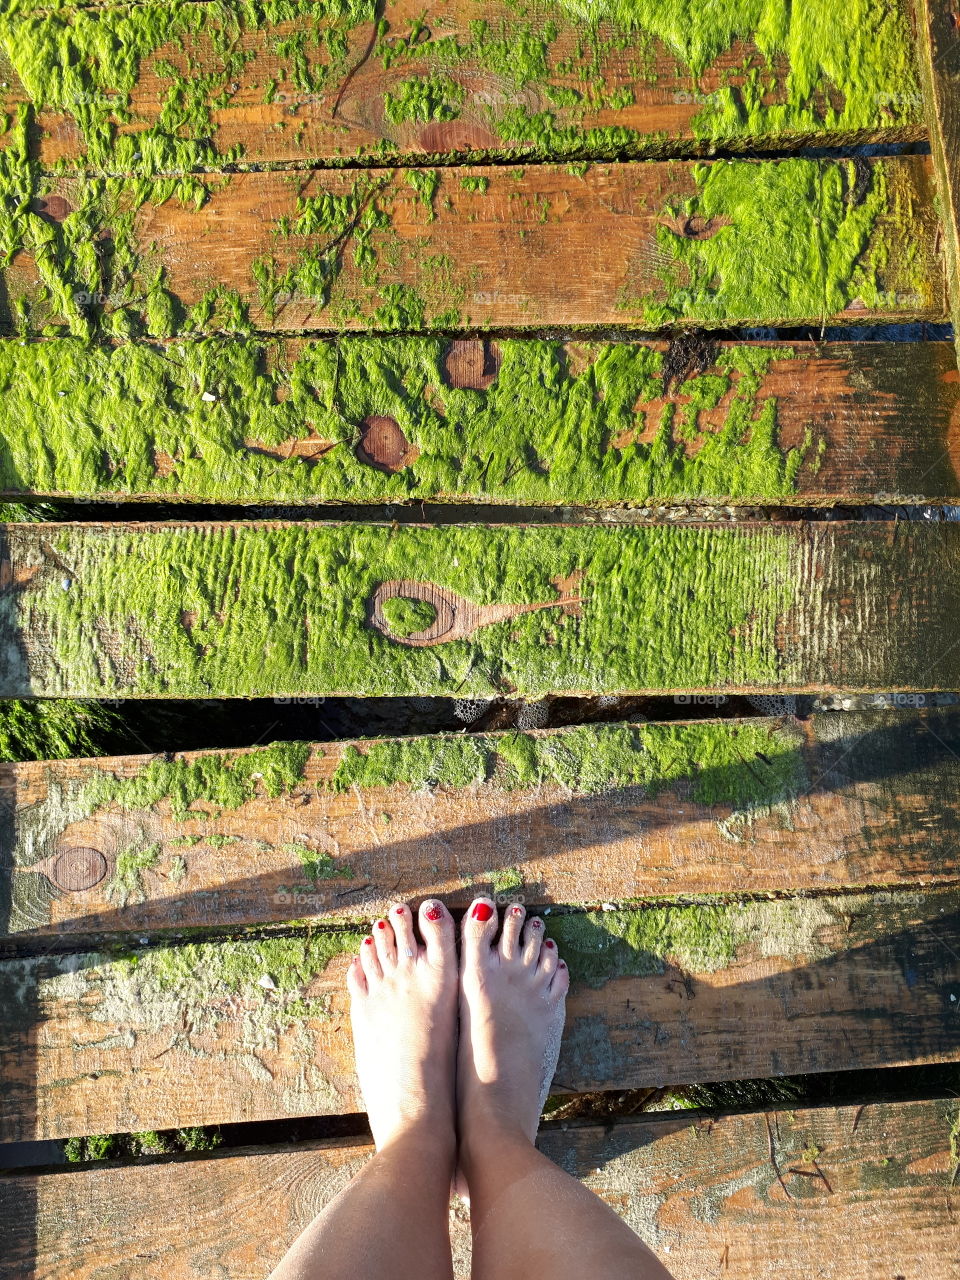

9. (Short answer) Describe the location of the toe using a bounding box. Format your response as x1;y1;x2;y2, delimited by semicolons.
359;934;382;982
521;915;545;966
549;957;570;998
538;936;559;981
389;902;418;964
499;902;526;962
372;917;397;968
418;898;456;966
346;955;367;998
462;895;498;962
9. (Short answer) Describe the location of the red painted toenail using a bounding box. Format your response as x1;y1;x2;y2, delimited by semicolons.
425;903;443;921
511;906;524;916
531;918;543;928
394;906;405;915
545;939;555;949
377;920;387;930
364;938;373;946
471;901;494;922
559;960;566;968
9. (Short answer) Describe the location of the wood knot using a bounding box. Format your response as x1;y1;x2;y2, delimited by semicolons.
661;213;729;240
368;578;585;647
51;846;108;892
31;194;72;223
356;416;418;472
443;339;501;390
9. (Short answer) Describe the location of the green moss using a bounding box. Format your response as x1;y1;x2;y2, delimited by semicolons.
119;929;362;1023
283;842;350;885
80;741;312;821
16;522;803;697
491;866;523;894
380;595;437;637
327;719;806;805
644;159;919;326
205;834;239;848
383;74;465;125
0;337;815;503
406;168;440;220
63;1124;223;1163
460;175;489;194
105;842;161;908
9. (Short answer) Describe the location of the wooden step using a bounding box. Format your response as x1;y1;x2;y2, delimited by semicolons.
1;885;958;1140
2;338;959;506
0;0;925;171
0;1099;956;1279
5;710;960;939
1;154;942;335
4;520;960;698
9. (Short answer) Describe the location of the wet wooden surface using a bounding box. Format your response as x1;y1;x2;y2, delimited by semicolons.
4;521;960;697
2;339;959;505
0;1099;957;1279
0;884;958;1141
4;0;926;170
3;156;943;334
3;710;960;938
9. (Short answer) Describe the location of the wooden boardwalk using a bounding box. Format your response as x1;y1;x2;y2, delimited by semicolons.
1;0;959;1274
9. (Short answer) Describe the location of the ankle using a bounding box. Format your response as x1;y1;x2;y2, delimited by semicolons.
376;1112;457;1167
458;1113;536;1177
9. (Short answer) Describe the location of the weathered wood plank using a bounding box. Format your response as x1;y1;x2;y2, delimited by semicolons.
0;154;942;335
4;710;960;939
0;886;958;1140
917;0;960;368
2;520;960;698
2;1100;957;1280
0;0;926;172
2;338;959;505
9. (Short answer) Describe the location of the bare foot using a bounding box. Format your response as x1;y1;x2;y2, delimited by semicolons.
457;897;569;1166
346;900;458;1153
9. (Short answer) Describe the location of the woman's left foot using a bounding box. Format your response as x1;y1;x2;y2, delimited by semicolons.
346;900;459;1153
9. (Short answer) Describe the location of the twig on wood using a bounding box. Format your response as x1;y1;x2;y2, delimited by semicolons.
332;0;385;120
851;1103;866;1133
765;1112;793;1200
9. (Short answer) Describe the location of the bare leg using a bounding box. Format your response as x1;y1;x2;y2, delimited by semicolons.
457;898;675;1280
270;900;459;1280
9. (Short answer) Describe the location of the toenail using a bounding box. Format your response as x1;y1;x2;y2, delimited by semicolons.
471;901;494;922
545;939;555;949
376;920;387;930
559;960;566;968
531;918;543;929
511;905;524;916
364;938;373;946
425;902;443;921
394;906;405;915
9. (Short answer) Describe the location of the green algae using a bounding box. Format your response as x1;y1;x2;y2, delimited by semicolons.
283;841;349;885
460;175;489;194
645;158;921;326
118;928;362;1019
0;336;814;504
14;521;802;697
105;841;161;908
383;74;465;125
64;1125;223;1163
490;866;524;895
78;741;312;821
546;893;835;987
326;719;805;806
380;595;437;638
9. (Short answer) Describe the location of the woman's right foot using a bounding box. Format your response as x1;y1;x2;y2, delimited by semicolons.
457;897;569;1168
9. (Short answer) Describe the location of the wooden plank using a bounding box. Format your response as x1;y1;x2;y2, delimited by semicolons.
917;0;960;365
0;885;958;1140
1;1099;957;1280
0;154;943;335
3;520;960;698
2;338;960;506
4;710;960;939
0;0;926;172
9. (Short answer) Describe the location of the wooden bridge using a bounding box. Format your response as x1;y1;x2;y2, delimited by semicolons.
0;0;959;1275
